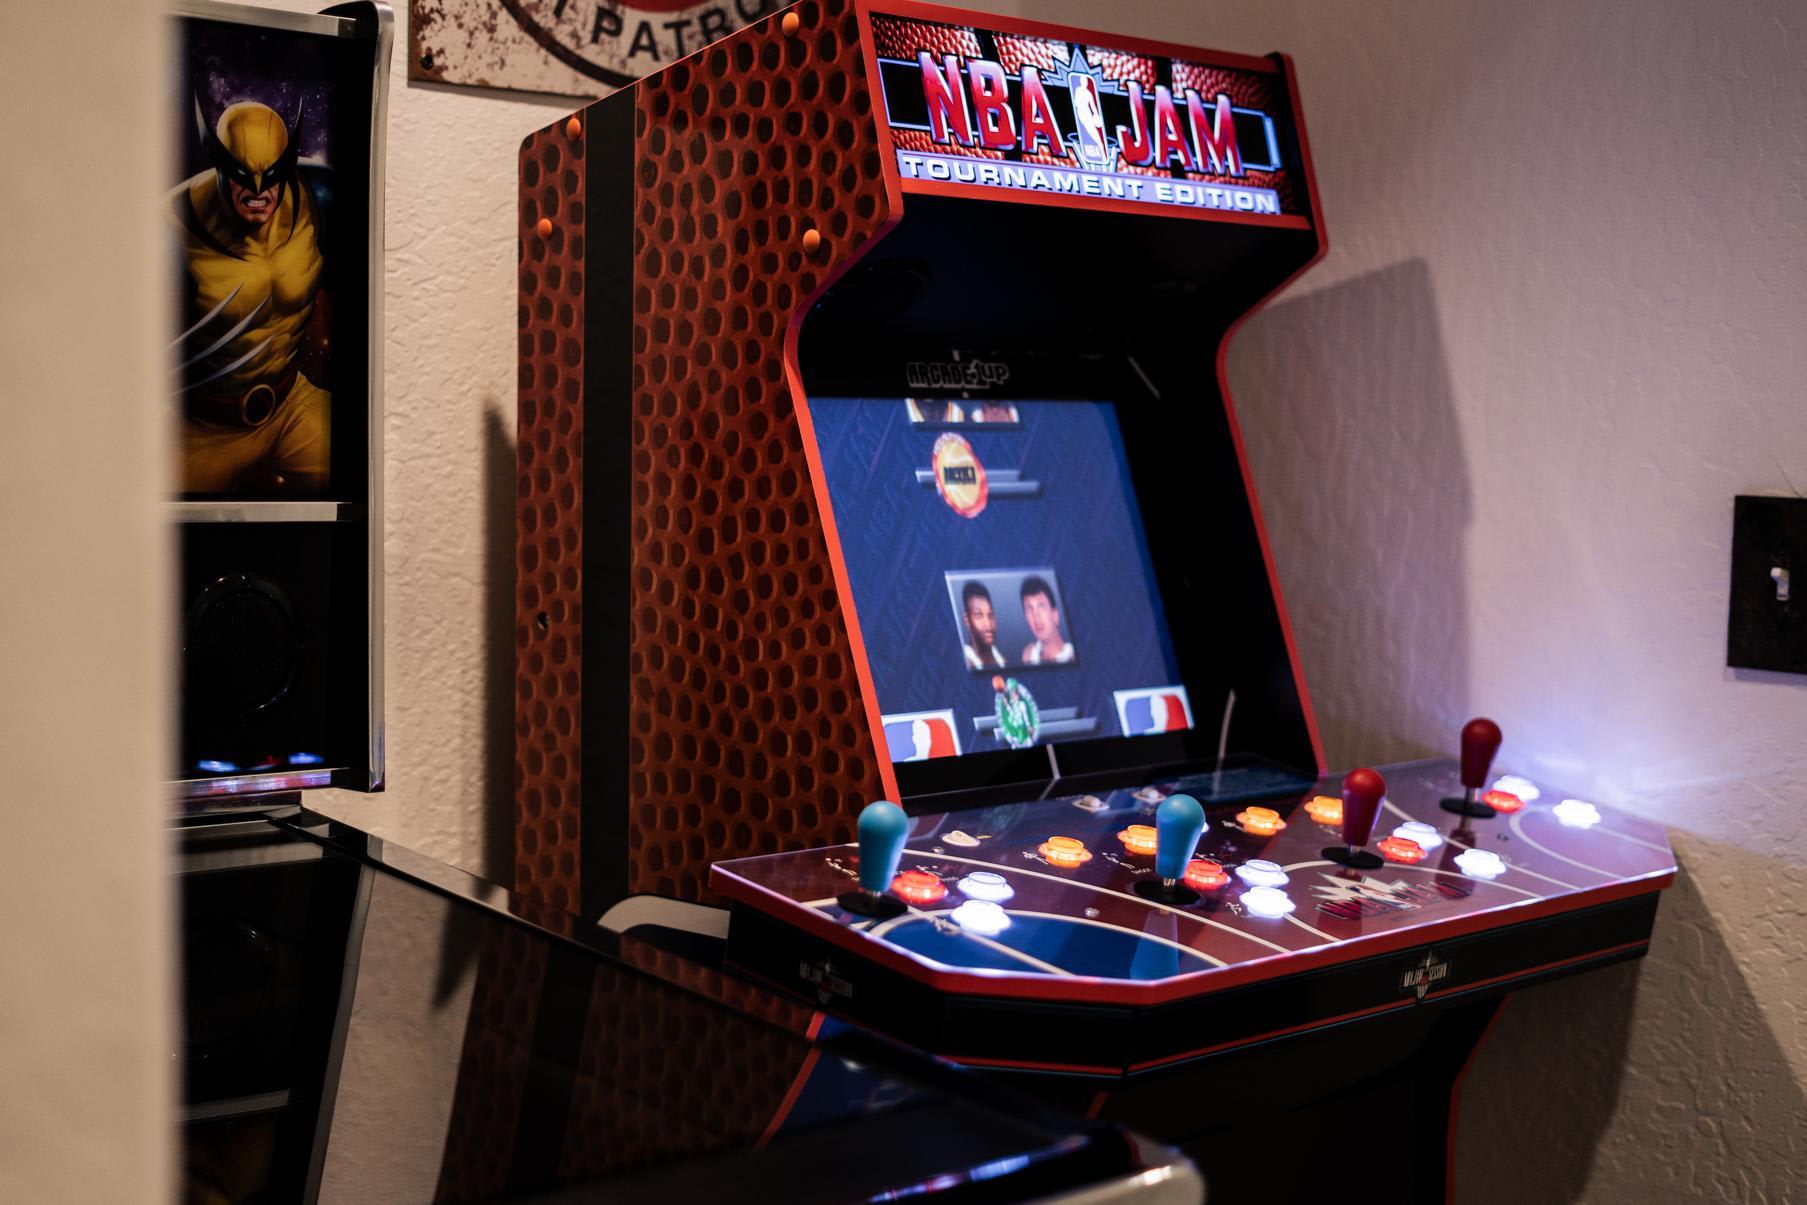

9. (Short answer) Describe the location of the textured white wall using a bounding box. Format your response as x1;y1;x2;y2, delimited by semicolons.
299;1;573;877
0;0;173;1199
300;0;1804;1200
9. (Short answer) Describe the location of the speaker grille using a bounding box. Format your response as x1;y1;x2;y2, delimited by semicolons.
184;573;304;718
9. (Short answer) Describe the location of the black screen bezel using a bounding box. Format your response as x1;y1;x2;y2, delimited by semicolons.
804;348;1289;809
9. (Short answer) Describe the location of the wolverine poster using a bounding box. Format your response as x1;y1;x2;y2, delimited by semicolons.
173;14;370;497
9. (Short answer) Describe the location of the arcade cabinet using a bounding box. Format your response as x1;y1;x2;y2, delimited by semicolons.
515;2;1674;1198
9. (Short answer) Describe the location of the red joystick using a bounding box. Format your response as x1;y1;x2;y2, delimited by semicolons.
1324;767;1386;869
1442;717;1504;818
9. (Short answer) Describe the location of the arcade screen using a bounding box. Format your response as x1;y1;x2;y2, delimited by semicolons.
810;395;1191;766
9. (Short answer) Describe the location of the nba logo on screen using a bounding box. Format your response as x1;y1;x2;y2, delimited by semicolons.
1113;686;1194;736
882;709;963;761
1064;50;1111;169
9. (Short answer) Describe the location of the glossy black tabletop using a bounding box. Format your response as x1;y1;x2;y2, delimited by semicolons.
177;809;1199;1203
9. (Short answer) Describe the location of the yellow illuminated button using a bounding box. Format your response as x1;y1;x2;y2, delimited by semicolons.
1237;806;1286;836
1117;825;1159;855
1305;795;1343;825
1039;836;1092;867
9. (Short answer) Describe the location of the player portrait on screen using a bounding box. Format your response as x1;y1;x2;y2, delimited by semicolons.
1019;575;1075;665
968;401;1019;425
960;581;1007;670
945;568;1078;672
906;398;964;424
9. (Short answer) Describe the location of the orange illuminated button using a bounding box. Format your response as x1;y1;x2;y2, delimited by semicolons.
1305;795;1343;825
1237;806;1286;836
1377;836;1427;864
1039;836;1092;867
1182;859;1230;891
1482;789;1526;813
1117;825;1159;855
891;869;947;905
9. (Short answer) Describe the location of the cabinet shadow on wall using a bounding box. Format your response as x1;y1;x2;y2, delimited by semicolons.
1454;853;1807;1204
481;404;516;885
1228;257;1472;765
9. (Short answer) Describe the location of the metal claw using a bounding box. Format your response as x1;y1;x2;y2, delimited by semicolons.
169;283;243;350
173;295;269;374
179;333;276;394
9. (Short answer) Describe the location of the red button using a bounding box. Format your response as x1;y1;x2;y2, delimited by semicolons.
1378;836;1427;864
1183;859;1230;891
1482;789;1525;813
891;870;947;905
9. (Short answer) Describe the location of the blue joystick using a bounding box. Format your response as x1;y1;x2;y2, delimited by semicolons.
858;800;909;894
840;800;910;918
1154;793;1207;884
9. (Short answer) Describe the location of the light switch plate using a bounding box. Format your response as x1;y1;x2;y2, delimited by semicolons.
1727;494;1807;675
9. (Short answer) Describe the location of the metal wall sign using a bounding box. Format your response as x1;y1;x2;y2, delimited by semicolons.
410;0;786;97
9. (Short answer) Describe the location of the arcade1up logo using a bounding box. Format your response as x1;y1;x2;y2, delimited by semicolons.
870;13;1298;219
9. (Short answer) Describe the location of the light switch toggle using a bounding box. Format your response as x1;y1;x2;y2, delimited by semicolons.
1726;495;1805;675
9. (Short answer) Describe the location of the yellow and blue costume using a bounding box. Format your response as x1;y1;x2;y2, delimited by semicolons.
172;100;332;494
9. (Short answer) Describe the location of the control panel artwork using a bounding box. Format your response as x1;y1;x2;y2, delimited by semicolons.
713;756;1675;1005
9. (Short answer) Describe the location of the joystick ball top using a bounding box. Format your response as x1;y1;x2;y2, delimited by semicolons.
1460;718;1503;790
1154;793;1206;881
856;800;910;895
1340;767;1387;847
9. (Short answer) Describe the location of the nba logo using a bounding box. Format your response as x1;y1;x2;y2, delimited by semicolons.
882;709;962;762
1066;50;1110;169
1113;686;1194;736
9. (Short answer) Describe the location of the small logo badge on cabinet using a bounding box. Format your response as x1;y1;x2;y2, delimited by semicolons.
1399;949;1451;1002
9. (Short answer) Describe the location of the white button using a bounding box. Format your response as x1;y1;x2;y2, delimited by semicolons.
957;871;1015;902
1236;859;1289;888
1392;821;1444;851
1553;799;1601;829
1241;886;1296;918
1454;848;1507;879
950;899;1011;936
1492;774;1542;801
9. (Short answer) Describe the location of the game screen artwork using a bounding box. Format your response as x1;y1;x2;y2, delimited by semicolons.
811;397;1192;765
172;20;347;497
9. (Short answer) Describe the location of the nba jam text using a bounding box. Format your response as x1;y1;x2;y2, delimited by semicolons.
876;21;1287;217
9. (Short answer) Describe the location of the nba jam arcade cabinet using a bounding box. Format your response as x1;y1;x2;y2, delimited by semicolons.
515;3;1674;1198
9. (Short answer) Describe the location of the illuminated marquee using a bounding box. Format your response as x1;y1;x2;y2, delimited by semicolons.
871;12;1301;218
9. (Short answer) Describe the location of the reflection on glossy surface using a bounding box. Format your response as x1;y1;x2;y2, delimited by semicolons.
178;814;1190;1203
